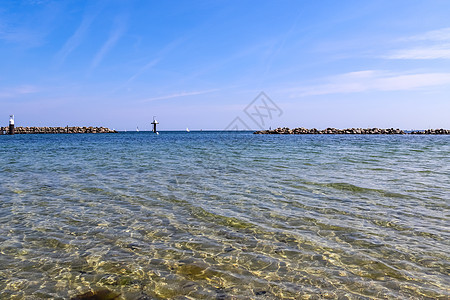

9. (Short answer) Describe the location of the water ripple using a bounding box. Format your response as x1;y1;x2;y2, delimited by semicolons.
0;132;449;299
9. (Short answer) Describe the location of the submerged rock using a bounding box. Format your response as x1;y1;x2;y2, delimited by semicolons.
71;289;120;300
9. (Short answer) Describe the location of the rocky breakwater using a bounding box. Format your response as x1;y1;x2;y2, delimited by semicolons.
254;127;450;134
409;129;450;134
0;126;117;135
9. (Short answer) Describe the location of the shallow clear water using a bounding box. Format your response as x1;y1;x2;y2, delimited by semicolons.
0;131;449;299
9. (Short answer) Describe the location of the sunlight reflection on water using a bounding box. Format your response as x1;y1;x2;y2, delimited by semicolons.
0;132;449;299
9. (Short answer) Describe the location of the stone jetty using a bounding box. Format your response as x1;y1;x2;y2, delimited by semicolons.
254;127;450;135
409;129;450;134
0;126;117;135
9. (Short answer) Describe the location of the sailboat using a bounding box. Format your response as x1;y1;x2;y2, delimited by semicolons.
186;128;190;132
136;127;139;132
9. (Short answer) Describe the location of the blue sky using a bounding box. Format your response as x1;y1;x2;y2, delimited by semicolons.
1;0;450;130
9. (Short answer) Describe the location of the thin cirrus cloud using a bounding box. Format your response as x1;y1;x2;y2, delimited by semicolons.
90;15;128;71
0;25;44;47
124;58;162;87
385;27;450;59
54;4;103;66
405;27;450;42
289;70;450;97
140;89;219;103
108;57;163;95
0;85;40;99
386;44;450;59
114;35;191;93
0;8;50;48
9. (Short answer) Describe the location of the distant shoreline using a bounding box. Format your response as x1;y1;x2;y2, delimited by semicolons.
254;127;450;135
0;126;117;135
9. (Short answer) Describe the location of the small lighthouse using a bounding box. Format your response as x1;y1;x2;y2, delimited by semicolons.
151;116;159;133
9;115;14;135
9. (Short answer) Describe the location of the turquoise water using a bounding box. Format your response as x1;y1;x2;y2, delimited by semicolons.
0;131;449;299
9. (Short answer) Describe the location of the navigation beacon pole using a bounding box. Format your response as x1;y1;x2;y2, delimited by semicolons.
151;116;159;133
9;115;14;135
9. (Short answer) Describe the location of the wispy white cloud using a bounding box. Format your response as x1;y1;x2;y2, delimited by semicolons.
55;5;102;66
106;57;162;95
109;36;190;95
288;70;450;97
386;27;450;60
0;26;42;46
140;89;219;102
180;39;275;84
125;36;189;85
124;58;161;86
90;15;127;70
0;85;40;99
0;13;48;47
386;44;450;59
406;27;450;42
0;1;68;49
262;11;302;77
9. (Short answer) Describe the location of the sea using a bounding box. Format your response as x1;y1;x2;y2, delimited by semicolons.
0;131;448;299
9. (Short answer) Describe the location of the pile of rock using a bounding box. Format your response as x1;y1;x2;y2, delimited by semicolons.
254;127;450;135
0;126;117;135
410;129;450;134
254;127;406;134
